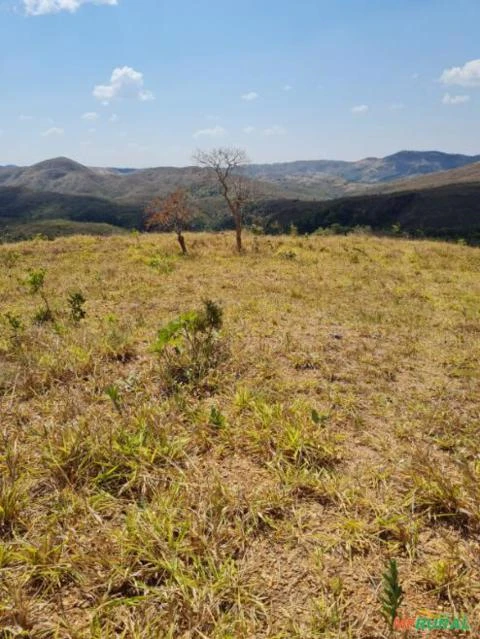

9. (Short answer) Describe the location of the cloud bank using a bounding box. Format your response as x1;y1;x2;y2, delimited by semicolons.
41;127;64;136
442;93;470;105
193;125;226;139
24;0;117;16
440;59;480;87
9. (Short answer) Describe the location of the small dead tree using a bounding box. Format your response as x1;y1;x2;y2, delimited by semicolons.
145;188;193;254
194;147;252;252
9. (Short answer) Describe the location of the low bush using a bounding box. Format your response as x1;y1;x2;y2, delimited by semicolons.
154;299;225;389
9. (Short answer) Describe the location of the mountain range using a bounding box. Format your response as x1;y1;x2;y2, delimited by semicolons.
1;150;480;242
2;150;480;201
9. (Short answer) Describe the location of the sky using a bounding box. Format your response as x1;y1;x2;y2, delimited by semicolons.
0;0;479;167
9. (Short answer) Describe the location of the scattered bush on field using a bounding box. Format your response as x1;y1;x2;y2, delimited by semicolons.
67;291;87;323
154;299;225;388
26;268;53;324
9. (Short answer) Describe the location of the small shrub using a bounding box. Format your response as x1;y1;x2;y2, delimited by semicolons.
26;268;54;323
380;559;404;633
26;268;46;296
249;224;264;236
349;225;373;236
154;299;225;388
105;384;123;414
67;291;87;322
4;313;23;345
33;307;54;324
147;256;176;274
209;405;226;429
311;409;328;425
313;224;349;236
103;314;135;362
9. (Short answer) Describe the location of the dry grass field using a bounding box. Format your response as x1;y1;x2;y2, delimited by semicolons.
0;231;479;638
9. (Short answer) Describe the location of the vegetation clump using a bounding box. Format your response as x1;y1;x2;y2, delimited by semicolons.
154;299;225;388
380;558;404;633
67;291;87;322
26;268;54;323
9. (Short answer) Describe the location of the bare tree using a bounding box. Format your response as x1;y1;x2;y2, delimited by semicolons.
194;147;252;252
145;188;193;254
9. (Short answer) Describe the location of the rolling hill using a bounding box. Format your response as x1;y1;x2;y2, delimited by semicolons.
2;152;480;242
379;160;480;192
0;158;290;239
0;185;143;227
0;185;232;240
256;182;480;242
0;157;289;203
250;155;480;242
246;150;480;198
248;150;480;182
2;150;480;204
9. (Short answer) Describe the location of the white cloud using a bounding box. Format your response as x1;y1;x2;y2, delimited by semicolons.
41;127;64;137
283;84;293;91
23;0;117;16
93;66;155;104
19;114;34;121
243;126;255;134
263;125;286;136
139;90;155;102
241;91;258;101
81;111;99;120
411;73;420;80
440;59;480;87
390;103;405;111
109;113;119;122
193;125;226;139
88;128;96;134
442;93;470;105
351;104;369;114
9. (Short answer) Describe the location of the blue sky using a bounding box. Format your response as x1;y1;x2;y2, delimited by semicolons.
1;0;479;167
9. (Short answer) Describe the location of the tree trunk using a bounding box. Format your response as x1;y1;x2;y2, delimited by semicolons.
177;232;187;255
234;213;242;253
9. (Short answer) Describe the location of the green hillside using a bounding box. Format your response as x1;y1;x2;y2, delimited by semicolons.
0;186;229;240
256;182;480;242
0;186;143;229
